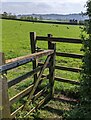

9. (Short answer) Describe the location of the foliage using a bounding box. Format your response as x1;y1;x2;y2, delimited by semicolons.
68;0;91;119
65;1;91;119
80;0;91;112
2;12;17;19
20;16;38;21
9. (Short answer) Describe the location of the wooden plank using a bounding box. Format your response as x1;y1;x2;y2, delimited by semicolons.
9;84;33;105
36;93;51;109
40;74;80;85
56;52;83;59
0;50;54;73
30;32;37;83
11;105;24;118
8;66;42;88
38;62;81;73
36;36;82;44
1;57;34;73
23;55;51;110
24;107;36;117
55;65;81;72
6;50;53;64
55;77;80;85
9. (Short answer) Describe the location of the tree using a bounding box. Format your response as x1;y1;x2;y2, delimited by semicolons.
66;1;91;119
39;15;43;20
34;17;37;21
30;16;34;20
2;12;8;18
80;0;91;118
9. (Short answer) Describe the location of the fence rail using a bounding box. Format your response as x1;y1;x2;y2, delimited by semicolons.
38;62;81;73
56;52;83;59
41;74;80;85
0;50;53;73
36;36;82;44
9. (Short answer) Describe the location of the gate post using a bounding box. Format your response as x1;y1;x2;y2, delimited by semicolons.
48;34;56;97
0;52;11;119
30;32;37;83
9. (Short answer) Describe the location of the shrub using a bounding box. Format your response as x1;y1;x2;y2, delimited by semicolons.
80;0;91;119
65;1;91;119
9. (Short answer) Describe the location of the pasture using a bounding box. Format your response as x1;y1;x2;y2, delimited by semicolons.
2;19;82;59
1;19;83;118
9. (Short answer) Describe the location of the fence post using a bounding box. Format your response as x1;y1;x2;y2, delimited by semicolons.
0;52;11;119
30;32;37;83
48;34;56;97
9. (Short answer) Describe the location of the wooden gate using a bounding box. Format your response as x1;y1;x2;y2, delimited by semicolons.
0;42;56;118
30;32;83;85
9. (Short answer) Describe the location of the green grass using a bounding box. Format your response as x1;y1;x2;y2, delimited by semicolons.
2;19;82;59
1;19;83;118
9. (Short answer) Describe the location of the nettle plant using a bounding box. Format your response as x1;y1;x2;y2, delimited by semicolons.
80;0;91;116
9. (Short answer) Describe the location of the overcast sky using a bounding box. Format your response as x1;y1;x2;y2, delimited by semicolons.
0;0;87;15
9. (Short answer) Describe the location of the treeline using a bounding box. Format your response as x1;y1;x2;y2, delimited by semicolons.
1;12;17;19
0;12;85;25
0;12;43;21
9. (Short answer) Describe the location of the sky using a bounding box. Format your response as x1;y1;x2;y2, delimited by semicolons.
0;0;87;15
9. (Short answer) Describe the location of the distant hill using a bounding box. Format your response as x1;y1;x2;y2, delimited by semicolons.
18;13;88;21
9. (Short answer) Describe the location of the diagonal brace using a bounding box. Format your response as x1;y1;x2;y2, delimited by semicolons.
22;55;51;110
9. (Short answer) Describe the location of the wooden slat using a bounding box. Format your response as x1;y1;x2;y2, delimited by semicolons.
11;91;50;118
36;93;51;109
41;74;80;85
56;52;83;59
55;65;81;72
36;36;82;44
11;105;24;118
0;50;53;73
38;62;81;73
6;50;53;64
24;107;36;117
9;84;33;105
55;77;80;85
8;66;42;88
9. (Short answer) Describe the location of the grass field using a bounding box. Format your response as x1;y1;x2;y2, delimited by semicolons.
2;19;82;59
1;19;83;118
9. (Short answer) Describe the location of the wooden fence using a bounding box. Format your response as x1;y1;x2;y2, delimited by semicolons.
0;43;56;118
30;32;83;85
0;32;83;118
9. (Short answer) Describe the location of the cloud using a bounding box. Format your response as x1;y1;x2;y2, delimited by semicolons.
1;0;87;3
1;1;87;14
